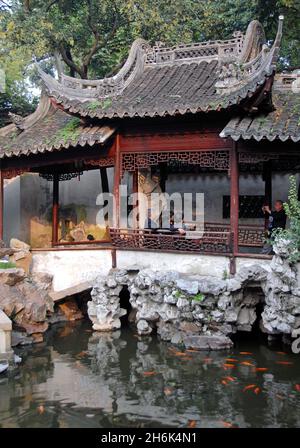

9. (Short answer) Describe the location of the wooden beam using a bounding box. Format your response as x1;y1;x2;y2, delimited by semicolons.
1;141;116;172
120;133;230;153
230;142;239;258
52;173;59;246
0;169;3;241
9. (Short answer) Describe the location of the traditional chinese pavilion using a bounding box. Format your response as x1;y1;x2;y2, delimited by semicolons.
0;16;300;276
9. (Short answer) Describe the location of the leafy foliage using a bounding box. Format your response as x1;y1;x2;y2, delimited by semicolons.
273;175;300;263
0;261;17;269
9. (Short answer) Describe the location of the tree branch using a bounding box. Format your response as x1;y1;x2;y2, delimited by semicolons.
58;44;86;78
46;0;59;12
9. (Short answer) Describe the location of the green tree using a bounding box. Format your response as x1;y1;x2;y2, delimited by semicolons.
273;176;300;263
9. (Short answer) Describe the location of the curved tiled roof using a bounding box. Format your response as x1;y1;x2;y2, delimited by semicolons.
38;18;284;119
0;96;115;159
220;91;300;142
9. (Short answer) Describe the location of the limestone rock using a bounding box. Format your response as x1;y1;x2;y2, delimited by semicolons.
175;278;198;295
10;239;30;252
0;247;15;258
30;272;53;291
137;319;152;335
224;308;238;323
0;268;26;286
183;334;233;350
237;307;256;326
179;321;201;333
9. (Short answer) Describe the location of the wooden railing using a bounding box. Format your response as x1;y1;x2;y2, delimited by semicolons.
109;228;233;254
109;223;265;254
205;223;265;247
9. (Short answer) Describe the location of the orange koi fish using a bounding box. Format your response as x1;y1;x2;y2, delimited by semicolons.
223;363;236;368
243;384;257;392
224;376;236;382
188;420;197;428
143;371;157;376
240;361;254;367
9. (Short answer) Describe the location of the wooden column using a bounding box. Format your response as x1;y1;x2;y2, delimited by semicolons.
0;169;3;242
113;133;121;228
52;173;59;246
230;142;239;257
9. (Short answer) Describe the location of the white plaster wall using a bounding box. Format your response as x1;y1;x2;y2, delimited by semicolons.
32;250;112;291
116;250;230;277
4;176;21;244
32;248;272;291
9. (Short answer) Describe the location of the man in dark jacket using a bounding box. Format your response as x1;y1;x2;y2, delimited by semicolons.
261;200;287;254
263;200;287;234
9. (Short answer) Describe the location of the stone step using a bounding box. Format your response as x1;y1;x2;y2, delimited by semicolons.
49;281;92;303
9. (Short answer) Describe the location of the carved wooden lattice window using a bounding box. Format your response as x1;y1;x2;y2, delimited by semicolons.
223;195;265;219
121;151;230;176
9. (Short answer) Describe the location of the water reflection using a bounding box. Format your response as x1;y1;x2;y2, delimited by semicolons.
0;321;299;428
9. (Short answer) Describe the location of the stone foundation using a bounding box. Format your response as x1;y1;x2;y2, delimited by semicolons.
88;243;300;350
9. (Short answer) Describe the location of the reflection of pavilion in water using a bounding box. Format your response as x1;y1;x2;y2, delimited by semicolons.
1;324;299;428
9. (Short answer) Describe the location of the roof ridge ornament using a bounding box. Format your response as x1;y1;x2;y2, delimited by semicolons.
215;16;284;95
8;112;25;130
38;38;149;100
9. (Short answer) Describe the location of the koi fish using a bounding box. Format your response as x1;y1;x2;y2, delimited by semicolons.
224;376;236;382
223;363;235;368
243;384;257;392
143;371;157;376
276;361;293;366
76;351;88;358
225;358;238;362
186;349;200;353
188;420;197;428
240;352;253;355
240;361;254;367
276;351;286;355
295;384;300;392
254;387;261;395
221;380;228;386
174;351;188;357
255;367;268;372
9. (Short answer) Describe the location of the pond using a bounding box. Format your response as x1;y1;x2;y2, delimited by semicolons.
0;321;300;428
